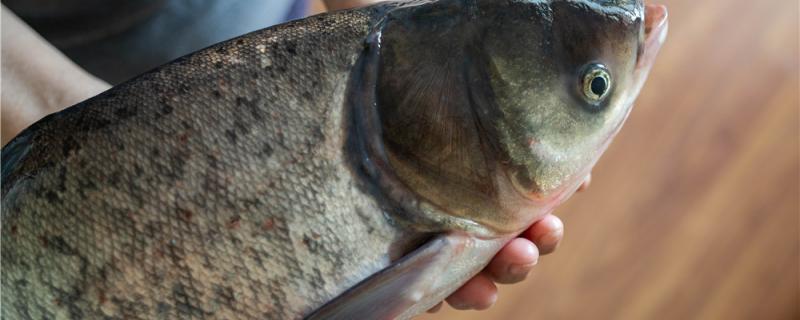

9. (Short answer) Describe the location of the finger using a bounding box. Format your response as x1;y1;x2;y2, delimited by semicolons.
445;272;497;310
427;302;443;313
486;237;539;284
524;214;564;255
577;173;592;192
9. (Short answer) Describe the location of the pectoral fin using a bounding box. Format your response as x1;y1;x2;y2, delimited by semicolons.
305;232;509;320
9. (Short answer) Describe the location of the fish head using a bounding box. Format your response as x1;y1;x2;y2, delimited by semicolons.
479;0;668;205
366;0;667;233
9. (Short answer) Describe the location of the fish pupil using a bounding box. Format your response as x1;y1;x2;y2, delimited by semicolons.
591;76;607;96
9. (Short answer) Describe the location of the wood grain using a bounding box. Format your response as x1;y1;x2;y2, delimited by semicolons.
418;0;800;319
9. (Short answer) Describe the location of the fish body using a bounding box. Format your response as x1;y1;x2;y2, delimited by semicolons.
1;1;667;319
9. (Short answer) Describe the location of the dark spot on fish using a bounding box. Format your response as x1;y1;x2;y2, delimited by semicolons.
10;224;18;236
154;248;165;259
108;170;122;187
172;283;204;317
312;125;325;141
235;96;264;121
77;179;97;199
227;216;241;230
251;72;260;79
86;117;112;132
152;147;161;158
214;61;223;69
167;152;187;180
157;302;171;316
260;142;273;158
225;129;237;144
235;96;246;106
302;91;313;101
177;208;193;222
261;218;275;231
234;120;250;135
302;233;322;253
286;42;297;55
309;267;327;288
178;83;191;94
166;241;185;264
97;290;107;305
205;153;219;169
49;236;78;255
14;279;28;289
235;39;244;45
114;106;137;119
212;90;222;99
355;208;375;234
38;235;49;248
133;164;144;176
214;285;236;308
161;103;174;116
239;197;261;210
62;136;80;157
57;166;67;191
45;190;60;203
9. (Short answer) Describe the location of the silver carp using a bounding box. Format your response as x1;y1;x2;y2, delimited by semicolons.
1;0;667;319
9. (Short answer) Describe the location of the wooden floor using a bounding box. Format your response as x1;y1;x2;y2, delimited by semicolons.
416;0;799;319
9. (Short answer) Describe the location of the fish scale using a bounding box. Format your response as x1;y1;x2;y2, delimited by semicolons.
1;6;410;319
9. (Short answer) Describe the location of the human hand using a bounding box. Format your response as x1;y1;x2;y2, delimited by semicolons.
428;174;590;312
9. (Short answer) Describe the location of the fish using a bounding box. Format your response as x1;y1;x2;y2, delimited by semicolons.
0;0;668;319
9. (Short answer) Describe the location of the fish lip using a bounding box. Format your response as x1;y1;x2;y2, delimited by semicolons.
638;4;668;69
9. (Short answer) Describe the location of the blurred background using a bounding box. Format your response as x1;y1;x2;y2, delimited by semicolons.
419;0;800;319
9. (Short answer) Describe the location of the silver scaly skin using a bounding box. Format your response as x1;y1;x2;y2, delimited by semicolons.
1;0;667;319
1;6;410;319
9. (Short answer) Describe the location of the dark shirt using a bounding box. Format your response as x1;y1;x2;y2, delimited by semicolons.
4;0;309;84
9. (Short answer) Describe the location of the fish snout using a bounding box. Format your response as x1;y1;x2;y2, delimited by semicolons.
638;4;668;69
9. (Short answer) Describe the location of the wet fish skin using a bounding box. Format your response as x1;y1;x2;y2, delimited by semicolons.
1;0;666;319
1;5;415;319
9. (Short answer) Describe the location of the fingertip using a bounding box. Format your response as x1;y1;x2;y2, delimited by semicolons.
526;214;564;255
446;273;498;310
487;238;539;284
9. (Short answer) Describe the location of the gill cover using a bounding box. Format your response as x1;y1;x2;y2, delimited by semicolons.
351;0;646;233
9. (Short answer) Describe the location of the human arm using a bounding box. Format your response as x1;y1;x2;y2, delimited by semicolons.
1;6;110;145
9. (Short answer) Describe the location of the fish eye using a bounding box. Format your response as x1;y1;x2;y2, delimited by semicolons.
580;64;612;105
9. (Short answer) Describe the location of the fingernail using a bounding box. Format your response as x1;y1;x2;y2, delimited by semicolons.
449;301;472;310
545;216;564;232
537;219;564;244
475;292;498;310
508;261;537;277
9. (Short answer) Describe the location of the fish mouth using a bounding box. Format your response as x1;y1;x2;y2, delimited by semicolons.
638;4;668;69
